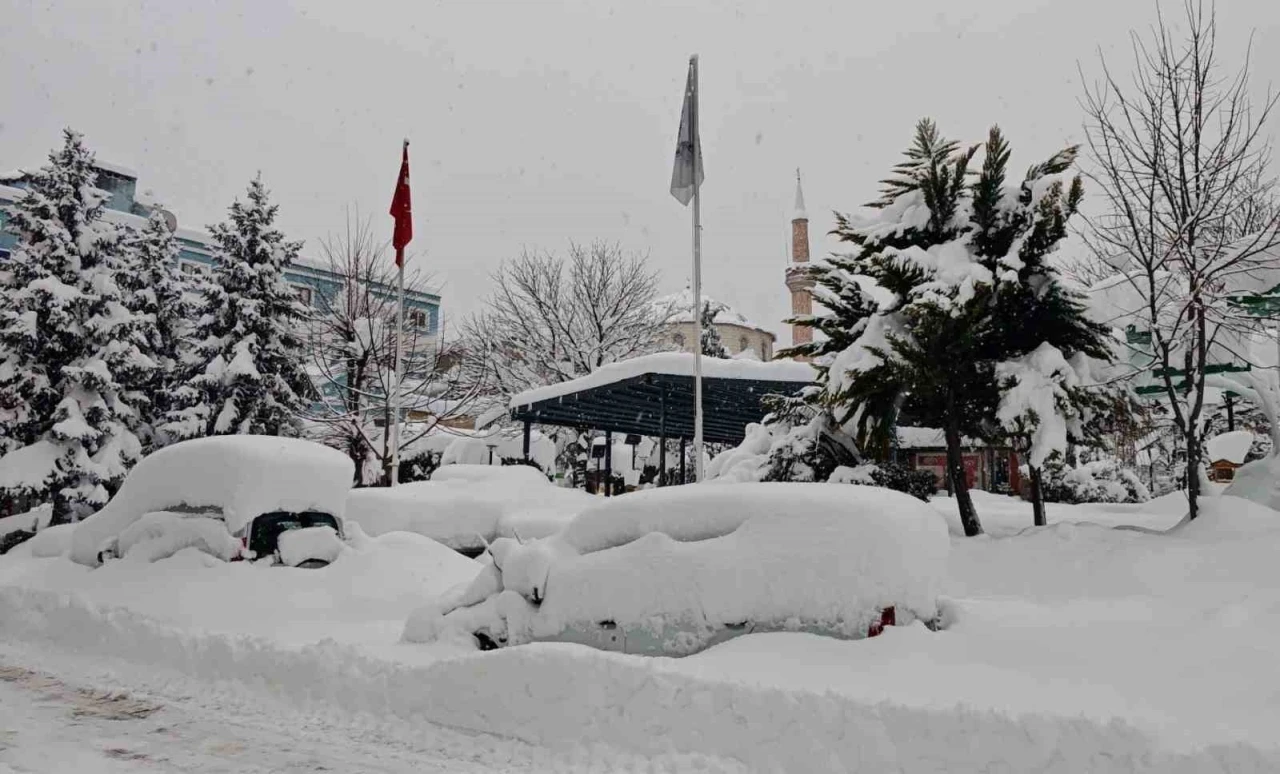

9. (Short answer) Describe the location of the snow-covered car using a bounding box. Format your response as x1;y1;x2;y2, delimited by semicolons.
403;482;950;656
71;436;354;568
344;463;594;557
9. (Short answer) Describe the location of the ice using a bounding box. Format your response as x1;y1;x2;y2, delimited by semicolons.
70;436;353;566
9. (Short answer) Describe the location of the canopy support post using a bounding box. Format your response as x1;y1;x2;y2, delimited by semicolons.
659;384;668;487
604;430;613;497
522;419;531;462
680;437;687;484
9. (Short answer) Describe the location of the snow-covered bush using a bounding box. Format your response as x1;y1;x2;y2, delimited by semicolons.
1039;458;1150;504
831;462;937;502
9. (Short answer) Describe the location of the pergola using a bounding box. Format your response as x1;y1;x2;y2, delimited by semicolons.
508;353;815;491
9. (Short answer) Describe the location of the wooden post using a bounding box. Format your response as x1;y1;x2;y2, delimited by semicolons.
679;437;687;484
522;419;531;462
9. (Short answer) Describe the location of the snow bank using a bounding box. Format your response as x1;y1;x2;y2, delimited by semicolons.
1223;454;1280;511
70;436;353;566
116;512;241;563
2;585;1276;773
277;526;345;566
25;524;74;558
0;504;53;538
418;483;950;655
509;352;815;408
344;469;592;553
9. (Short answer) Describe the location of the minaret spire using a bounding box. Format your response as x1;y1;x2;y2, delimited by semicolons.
785;168;815;359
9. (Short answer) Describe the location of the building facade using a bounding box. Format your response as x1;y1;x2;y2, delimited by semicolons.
0;163;441;339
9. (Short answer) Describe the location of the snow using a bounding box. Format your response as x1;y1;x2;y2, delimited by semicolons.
276;525;345;566
652;288;773;335
0;505;53;539
23;524;74;558
115;512;241;563
412;483;949;655
1205;429;1253;465
5;479;1280;769
344;467;594;553
70;436;353;566
995;342;1080;467
1224;453;1280;510
0;440;63;491
509;352;815;408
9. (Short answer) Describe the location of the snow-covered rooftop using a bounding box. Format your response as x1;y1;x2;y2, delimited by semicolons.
653;288;774;337
1206;430;1253;465
509;352;815;409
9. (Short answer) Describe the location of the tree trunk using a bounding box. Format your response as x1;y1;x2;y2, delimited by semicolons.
943;420;982;536
1185;428;1201;521
1028;463;1047;527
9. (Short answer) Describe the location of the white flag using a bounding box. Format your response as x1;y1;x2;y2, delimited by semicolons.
669;59;704;206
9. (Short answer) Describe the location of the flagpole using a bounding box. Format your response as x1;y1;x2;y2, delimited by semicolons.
689;54;704;482
390;138;408;488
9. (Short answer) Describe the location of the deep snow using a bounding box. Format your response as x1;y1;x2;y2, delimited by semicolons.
2;486;1279;771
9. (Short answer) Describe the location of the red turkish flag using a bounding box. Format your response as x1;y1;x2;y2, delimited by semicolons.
389;141;412;267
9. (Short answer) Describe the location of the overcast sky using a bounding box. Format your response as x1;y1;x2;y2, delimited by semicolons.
3;0;1277;341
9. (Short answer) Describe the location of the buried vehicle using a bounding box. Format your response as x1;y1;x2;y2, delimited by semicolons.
70;436;354;568
403;483;950;656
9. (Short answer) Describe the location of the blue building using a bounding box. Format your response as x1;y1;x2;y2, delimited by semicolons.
0;162;441;336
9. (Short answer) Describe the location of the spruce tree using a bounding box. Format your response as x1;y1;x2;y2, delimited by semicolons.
0;129;150;521
699;301;729;358
164;177;312;439
117;208;191;448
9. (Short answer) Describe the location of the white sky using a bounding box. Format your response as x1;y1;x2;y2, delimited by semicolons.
2;0;1277;341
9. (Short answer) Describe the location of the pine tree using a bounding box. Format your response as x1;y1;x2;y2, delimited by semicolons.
117;208;191;448
164;177;312;440
0;129;150;522
699;301;729;358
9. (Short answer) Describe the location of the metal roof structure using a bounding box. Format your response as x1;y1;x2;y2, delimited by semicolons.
508;359;813;445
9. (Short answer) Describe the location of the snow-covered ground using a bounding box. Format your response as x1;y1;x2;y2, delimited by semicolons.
2;487;1278;771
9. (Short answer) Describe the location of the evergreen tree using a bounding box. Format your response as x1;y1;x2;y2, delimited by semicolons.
163;177;312;440
117;208;191;448
699;301;729;358
0;129;150;522
780;119;1111;536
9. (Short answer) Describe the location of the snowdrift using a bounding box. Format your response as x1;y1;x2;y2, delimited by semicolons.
409;483;950;655
1224;454;1280;511
344;465;594;553
70;436;353;566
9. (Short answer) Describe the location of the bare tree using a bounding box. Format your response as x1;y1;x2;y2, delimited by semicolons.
1079;0;1280;520
463;241;665;408
304;213;487;485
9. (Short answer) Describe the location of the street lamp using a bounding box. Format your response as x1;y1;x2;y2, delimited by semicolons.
486;442;498;465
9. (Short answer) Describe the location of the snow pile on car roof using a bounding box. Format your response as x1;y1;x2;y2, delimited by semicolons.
344;465;594;553
70;436;353;566
408;483;950;654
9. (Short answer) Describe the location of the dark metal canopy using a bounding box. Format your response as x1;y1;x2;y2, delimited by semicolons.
509;371;809;444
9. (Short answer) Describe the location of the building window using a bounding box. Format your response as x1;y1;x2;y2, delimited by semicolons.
293;285;314;307
179;260;210;277
672;333;685;348
739;335;749;352
408;309;428;329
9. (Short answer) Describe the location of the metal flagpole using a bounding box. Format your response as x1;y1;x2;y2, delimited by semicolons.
390;138;408;488
689;54;704;481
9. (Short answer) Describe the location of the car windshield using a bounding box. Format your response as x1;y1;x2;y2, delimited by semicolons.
248;511;340;558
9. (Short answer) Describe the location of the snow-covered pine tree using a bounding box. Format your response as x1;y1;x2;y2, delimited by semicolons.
699;301;729;358
117;208;191;448
0;129;151;522
163;177;312;440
